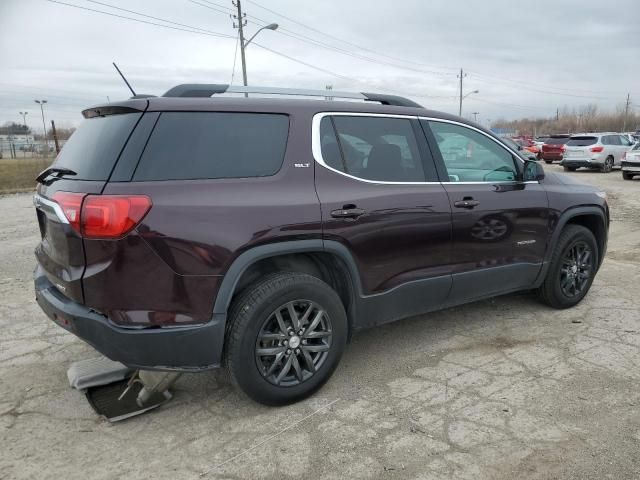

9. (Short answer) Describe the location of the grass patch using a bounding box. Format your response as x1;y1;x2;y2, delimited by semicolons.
0;157;53;194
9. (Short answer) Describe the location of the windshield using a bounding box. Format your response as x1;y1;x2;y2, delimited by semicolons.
567;136;597;146
545;137;570;145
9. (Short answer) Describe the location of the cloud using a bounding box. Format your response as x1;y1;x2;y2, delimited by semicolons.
0;0;637;131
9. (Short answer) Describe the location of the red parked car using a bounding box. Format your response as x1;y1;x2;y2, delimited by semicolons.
541;134;571;163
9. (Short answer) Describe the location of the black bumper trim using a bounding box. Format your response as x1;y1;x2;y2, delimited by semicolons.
34;268;225;371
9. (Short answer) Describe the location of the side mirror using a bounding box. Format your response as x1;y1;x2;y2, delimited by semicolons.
523;160;544;182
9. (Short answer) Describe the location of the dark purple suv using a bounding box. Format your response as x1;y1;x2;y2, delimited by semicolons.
34;84;609;405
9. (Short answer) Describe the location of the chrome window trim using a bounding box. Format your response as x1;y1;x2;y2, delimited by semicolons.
33;193;69;224
311;112;538;186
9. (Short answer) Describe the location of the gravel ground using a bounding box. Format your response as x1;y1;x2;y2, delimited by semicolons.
1;164;639;480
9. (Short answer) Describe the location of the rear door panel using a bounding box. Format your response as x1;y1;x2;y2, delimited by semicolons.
314;113;453;325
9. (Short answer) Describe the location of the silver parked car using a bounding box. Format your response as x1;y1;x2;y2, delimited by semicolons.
622;142;640;180
562;133;634;172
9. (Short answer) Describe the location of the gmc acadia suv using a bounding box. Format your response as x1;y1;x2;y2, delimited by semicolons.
33;84;609;405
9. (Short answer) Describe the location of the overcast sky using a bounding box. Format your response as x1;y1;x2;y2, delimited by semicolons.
1;0;638;133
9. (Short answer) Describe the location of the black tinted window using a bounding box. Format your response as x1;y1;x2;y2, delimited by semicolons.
53;113;141;181
329;116;426;182
134;112;288;181
545;137;570;145
567;136;597;146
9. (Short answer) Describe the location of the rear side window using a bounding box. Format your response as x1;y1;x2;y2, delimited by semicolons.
134;112;289;181
53;113;142;181
319;115;426;182
567;136;597;146
546;137;569;145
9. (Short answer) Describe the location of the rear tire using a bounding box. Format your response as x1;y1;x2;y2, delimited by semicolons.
545;160;553;164
563;166;577;172
225;272;347;406
601;156;614;173
622;172;634;180
537;225;598;309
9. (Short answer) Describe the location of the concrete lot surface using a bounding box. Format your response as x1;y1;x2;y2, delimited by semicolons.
1;164;639;479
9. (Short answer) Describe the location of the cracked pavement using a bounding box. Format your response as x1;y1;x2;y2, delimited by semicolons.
1;164;639;479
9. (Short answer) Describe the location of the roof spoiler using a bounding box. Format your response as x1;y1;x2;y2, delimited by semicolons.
161;84;422;108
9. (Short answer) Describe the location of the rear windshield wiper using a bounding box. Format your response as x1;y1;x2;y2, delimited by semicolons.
36;167;77;184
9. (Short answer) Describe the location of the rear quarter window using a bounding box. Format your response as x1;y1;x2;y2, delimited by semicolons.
53;113;142;181
133;112;289;181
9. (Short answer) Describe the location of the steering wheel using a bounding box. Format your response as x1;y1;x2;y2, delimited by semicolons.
483;165;515;182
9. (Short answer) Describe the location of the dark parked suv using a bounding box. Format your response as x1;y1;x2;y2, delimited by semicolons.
34;84;609;405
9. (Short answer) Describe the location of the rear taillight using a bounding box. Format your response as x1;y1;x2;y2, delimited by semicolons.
590;146;604;153
52;192;85;234
82;195;152;239
51;193;151;239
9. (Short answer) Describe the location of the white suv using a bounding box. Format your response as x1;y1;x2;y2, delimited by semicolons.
622;142;640;180
562;133;634;173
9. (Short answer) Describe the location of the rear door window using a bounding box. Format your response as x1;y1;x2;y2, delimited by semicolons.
133;112;289;181
53;113;142;181
319;115;427;182
567;136;597;146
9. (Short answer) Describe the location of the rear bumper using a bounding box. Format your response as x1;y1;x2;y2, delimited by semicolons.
541;153;563;161
34;267;225;371
621;161;640;172
561;159;603;168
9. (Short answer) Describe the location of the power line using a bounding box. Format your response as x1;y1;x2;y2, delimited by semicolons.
189;0;235;17
251;42;355;81
87;0;221;35
46;0;234;39
189;1;454;79
469;72;616;100
471;97;550;111
244;0;631;100
244;0;458;72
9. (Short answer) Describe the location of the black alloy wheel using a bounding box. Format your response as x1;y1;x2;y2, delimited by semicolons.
559;241;594;298
255;300;332;387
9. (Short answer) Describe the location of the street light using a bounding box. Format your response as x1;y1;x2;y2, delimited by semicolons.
34;100;48;156
459;89;479;116
237;14;278;93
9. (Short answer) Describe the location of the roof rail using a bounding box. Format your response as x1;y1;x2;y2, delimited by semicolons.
161;84;422;108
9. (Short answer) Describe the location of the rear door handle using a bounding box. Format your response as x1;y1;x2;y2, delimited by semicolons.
331;207;366;219
454;199;480;209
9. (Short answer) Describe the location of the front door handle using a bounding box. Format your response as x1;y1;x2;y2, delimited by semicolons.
454;199;480;209
331;207;366;219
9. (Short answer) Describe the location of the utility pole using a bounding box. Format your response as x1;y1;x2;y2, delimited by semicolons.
233;0;248;95
19;111;28;158
623;93;631;132
556;108;559;121
51;120;60;154
458;68;465;116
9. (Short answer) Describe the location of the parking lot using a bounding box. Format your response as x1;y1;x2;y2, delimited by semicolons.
1;164;639;480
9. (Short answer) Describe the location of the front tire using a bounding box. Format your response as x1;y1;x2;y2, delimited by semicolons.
622;171;634;180
225;272;347;405
538;225;598;309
